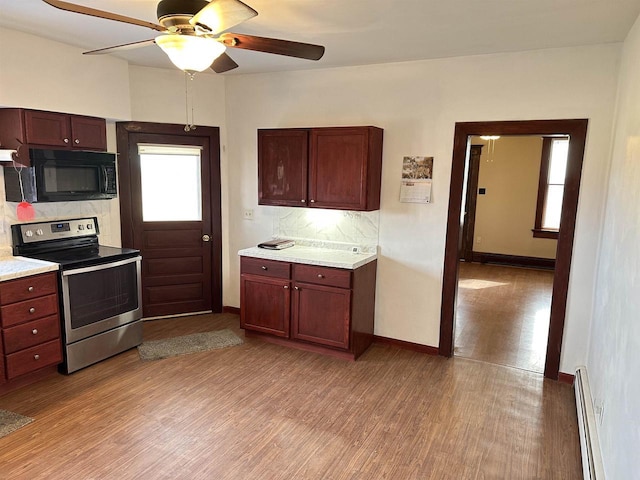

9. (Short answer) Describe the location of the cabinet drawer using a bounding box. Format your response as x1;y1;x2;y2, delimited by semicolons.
3;314;60;354
241;257;291;279
5;339;62;379
294;264;352;289
1;294;59;328
0;272;57;305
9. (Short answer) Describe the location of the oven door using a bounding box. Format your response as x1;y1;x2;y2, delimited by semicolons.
61;256;142;344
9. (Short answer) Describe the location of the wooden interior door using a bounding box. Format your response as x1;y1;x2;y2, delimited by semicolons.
117;123;222;318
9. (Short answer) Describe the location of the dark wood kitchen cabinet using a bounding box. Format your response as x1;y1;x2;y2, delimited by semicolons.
240;256;377;359
240;257;291;337
0;108;107;165
257;126;383;211
0;272;63;395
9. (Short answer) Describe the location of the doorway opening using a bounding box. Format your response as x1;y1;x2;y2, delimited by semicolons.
439;120;588;380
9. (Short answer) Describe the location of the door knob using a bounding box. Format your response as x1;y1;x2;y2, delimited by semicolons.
202;234;211;242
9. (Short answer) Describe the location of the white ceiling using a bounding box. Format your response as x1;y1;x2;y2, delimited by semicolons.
1;0;639;75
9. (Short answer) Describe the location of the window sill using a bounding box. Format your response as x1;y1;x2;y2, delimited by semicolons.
532;229;559;239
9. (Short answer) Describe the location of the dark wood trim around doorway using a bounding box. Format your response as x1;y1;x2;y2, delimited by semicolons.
116;121;223;313
439;119;588;380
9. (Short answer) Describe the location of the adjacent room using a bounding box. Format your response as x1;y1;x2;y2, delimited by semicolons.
0;1;639;478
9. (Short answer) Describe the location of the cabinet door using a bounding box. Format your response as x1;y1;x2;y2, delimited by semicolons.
24;110;71;147
241;274;291;337
292;282;350;349
70;115;107;151
0;340;5;384
258;129;308;206
309;127;370;210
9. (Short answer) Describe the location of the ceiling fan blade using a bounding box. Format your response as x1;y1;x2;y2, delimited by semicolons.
42;0;165;32
190;0;258;35
211;52;239;73
220;33;325;61
83;39;157;56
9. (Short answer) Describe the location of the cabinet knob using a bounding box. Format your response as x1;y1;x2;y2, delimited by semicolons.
294;286;300;290
28;286;34;292
74;139;80;144
32;329;38;335
29;307;36;314
310;199;316;203
261;266;268;270
301;199;306;203
317;274;324;278
283;285;289;289
63;138;69;143
34;354;40;360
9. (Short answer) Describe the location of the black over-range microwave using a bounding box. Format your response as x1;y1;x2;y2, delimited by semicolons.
4;148;117;202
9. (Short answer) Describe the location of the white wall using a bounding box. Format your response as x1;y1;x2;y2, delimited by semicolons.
587;14;640;479
473;136;557;259
0;28;132;248
225;44;621;374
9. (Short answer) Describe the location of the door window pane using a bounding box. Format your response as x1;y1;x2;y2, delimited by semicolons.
138;144;202;221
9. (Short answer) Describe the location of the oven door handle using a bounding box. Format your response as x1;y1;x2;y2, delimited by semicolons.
61;255;142;276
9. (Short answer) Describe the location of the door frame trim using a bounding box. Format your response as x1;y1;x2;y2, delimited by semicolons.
439;119;588;380
116;121;223;313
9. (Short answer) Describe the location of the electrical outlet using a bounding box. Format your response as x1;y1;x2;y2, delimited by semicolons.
351;246;361;254
243;209;254;220
476;236;482;244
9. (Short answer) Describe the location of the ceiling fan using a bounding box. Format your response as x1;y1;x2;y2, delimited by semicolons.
42;0;326;73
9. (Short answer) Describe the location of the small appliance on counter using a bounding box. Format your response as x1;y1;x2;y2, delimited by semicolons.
257;239;295;250
12;217;142;373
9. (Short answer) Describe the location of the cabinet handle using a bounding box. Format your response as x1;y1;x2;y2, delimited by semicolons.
29;307;36;314
283;285;289;289
63;138;69;143
34;354;40;360
32;329;38;335
301;199;306;203
317;274;324;278
74;139;80;144
261;266;268;270
28;286;34;292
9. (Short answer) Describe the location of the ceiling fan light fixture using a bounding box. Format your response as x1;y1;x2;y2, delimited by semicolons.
155;34;226;73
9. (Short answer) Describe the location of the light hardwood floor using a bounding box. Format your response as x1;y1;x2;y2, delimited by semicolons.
0;313;581;479
455;262;555;373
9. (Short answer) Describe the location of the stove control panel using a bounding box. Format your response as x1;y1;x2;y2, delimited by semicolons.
15;217;99;244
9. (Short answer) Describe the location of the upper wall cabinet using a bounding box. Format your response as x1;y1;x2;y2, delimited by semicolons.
258;126;383;211
0;109;107;165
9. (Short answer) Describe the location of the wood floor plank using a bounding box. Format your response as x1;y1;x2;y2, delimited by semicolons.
456;262;555;373
0;313;581;479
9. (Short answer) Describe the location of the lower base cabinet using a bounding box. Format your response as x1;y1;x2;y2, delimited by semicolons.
240;256;376;359
0;272;62;395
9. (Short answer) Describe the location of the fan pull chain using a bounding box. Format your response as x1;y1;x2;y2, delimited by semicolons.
184;72;197;132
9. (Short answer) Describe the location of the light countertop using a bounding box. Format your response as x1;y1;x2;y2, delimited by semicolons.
0;256;59;282
238;245;377;270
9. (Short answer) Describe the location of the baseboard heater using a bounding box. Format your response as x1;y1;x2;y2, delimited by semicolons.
574;366;605;479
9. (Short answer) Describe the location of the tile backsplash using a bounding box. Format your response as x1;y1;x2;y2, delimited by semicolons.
269;207;379;253
0;169;121;250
